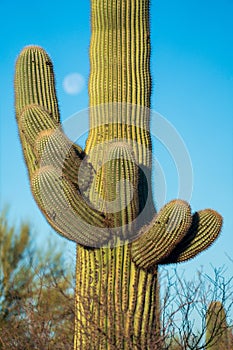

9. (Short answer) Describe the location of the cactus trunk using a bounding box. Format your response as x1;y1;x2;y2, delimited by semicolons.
75;246;160;349
88;0;151;107
74;1;159;348
206;302;231;350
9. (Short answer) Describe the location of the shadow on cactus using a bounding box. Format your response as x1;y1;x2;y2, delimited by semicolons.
14;0;222;348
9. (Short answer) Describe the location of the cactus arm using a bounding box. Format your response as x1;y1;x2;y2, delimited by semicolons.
206;301;230;349
31;165;110;245
15;46;59;122
160;209;222;264
15;46;111;245
102;142;139;236
131;205;222;269
130;200;192;269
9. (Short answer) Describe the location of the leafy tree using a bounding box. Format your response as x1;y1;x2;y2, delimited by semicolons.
0;210;32;323
0;210;75;349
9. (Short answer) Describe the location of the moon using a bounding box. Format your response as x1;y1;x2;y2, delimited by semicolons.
63;73;85;95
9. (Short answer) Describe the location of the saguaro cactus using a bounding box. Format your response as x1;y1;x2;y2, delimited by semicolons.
206;301;230;350
15;1;222;349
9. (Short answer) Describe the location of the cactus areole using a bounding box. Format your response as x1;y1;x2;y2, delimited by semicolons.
15;1;222;349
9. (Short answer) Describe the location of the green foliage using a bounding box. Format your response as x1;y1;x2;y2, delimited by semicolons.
0;210;31;322
0;211;74;349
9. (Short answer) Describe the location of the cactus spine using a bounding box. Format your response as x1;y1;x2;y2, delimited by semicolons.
14;0;222;348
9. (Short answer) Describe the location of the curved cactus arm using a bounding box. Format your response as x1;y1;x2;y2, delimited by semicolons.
15;46;59;122
160;209;222;264
130;200;192;270
101;142;140;238
31;165;110;245
15;46;111;245
19;104;92;192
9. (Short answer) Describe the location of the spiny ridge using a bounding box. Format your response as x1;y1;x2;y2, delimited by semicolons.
35;129;92;191
31;166;110;246
160;209;222;264
19;104;59;146
15;46;59;120
131;200;192;269
14;46;111;246
102;142;139;238
20;104;93;194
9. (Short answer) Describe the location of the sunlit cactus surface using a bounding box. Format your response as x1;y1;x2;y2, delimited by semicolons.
15;0;222;348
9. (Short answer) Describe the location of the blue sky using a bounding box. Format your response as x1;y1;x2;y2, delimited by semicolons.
1;0;233;283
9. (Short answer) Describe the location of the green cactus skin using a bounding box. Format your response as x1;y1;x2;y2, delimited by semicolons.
14;0;223;348
160;209;222;264
131;200;192;269
102;142;139;236
206;302;230;350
